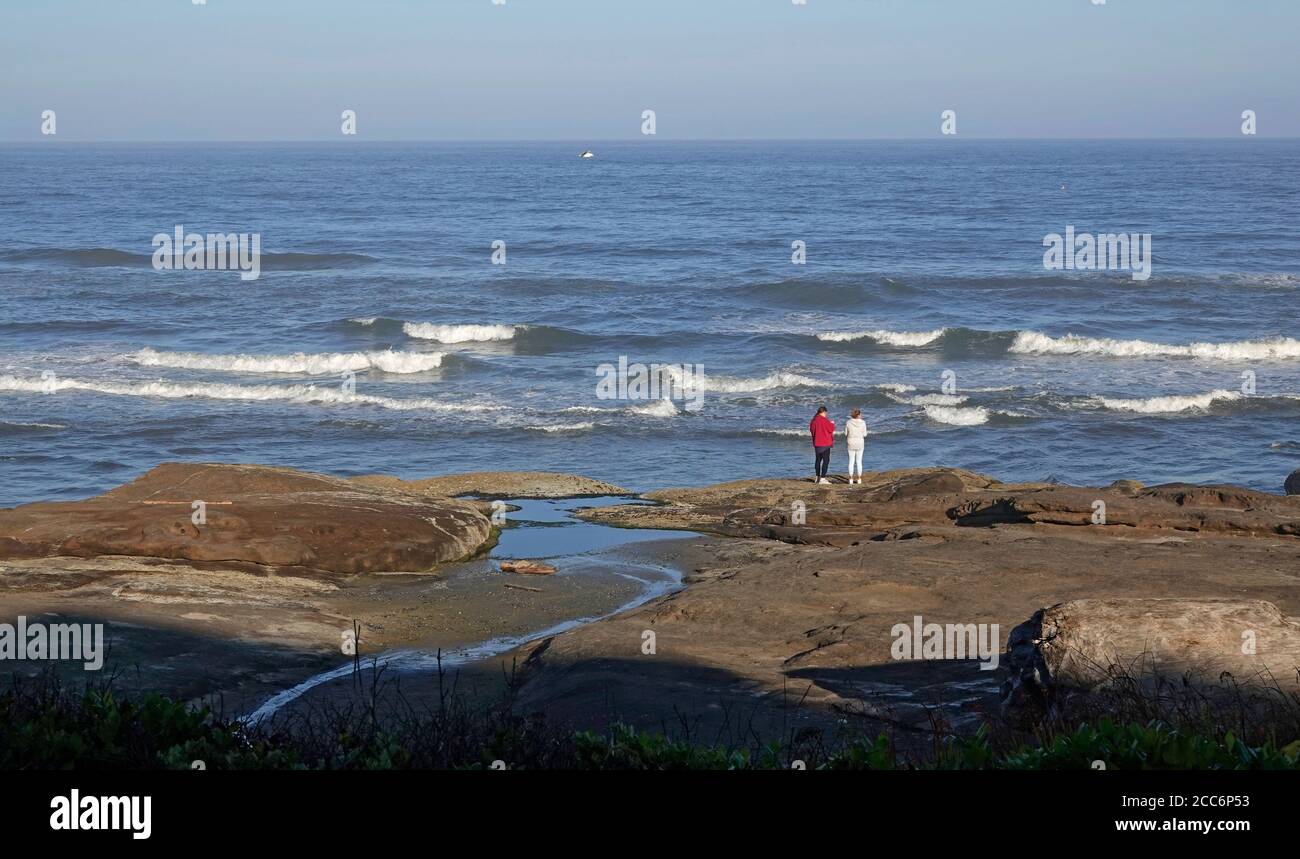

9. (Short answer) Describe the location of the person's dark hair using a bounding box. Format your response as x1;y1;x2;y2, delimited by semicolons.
816;405;827;414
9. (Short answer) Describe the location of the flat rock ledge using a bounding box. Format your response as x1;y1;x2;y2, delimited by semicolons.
577;467;1300;542
0;462;492;576
351;470;628;499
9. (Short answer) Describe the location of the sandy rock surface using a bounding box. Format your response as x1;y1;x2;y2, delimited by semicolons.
0;462;493;575
350;470;628;499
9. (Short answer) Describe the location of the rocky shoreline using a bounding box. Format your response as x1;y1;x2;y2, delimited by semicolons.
1;462;1298;735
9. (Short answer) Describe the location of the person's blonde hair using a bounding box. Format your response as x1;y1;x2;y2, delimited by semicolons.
851;408;861;418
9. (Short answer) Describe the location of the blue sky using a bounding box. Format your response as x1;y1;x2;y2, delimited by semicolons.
2;0;1296;140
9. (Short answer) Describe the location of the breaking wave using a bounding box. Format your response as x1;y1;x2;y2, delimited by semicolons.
891;392;968;407
817;328;946;347
661;367;824;393
922;405;990;426
0;375;493;414
752;428;807;437
530;422;596;434
630;398;680;417
126;348;444;375
402;323;518;343
1090;389;1243;414
807;327;1300;362
1010;331;1300;361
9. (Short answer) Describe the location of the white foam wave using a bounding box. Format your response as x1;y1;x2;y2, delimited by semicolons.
402;323;518;343
818;328;946;347
0;375;493;413
1010;331;1300;361
532;422;596;433
1091;389;1242;414
558;400;683;417
630;398;679;417
893;392;968;407
662;367;823;393
922;405;990;426
127;348;444;375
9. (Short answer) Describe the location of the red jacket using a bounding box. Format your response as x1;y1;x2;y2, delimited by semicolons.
809;414;835;447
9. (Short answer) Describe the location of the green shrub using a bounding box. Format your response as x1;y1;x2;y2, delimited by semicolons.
2;676;1297;770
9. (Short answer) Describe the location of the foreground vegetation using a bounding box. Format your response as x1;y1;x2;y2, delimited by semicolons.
3;667;1299;770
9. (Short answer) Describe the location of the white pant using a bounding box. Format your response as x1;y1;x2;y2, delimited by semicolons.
847;447;863;477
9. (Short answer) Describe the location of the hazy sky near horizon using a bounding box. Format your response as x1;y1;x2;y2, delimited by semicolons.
2;0;1297;141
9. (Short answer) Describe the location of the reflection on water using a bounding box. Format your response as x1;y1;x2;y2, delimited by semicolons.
243;495;696;723
491;496;691;559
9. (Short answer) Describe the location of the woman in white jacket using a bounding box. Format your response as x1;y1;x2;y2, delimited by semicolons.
844;408;867;484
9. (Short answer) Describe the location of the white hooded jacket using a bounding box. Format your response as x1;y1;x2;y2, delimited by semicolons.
845;417;867;451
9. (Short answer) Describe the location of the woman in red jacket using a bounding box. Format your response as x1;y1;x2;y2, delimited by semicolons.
809;405;835;484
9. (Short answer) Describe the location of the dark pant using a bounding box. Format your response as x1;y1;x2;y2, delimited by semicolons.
814;446;832;478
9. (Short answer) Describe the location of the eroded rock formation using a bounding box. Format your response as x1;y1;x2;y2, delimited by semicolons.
0;462;493;575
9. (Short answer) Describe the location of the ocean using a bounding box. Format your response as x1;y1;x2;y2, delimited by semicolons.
1;139;1297;507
